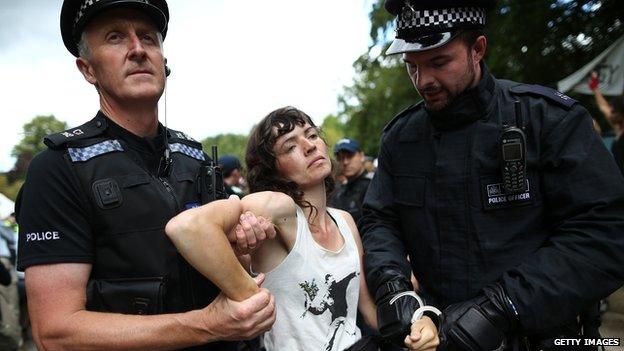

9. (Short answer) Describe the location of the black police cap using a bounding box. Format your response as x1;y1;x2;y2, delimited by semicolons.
384;0;496;55
61;0;169;57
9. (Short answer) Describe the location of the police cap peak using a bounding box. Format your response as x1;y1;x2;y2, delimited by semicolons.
384;0;497;55
61;0;169;57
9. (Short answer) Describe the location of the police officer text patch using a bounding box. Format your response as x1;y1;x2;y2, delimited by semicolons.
481;179;532;210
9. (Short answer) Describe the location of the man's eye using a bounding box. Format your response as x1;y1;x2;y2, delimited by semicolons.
432;60;448;68
107;33;122;42
309;133;318;139
142;35;156;43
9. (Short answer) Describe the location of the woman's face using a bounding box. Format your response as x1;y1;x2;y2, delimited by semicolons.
273;122;331;189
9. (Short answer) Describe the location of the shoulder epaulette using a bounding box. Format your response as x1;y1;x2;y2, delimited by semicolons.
44;115;108;150
509;84;577;110
167;128;205;161
383;102;423;133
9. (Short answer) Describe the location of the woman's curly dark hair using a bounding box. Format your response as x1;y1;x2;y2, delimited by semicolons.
245;106;335;221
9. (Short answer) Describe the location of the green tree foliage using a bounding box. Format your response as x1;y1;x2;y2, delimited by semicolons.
201;134;249;165
11;115;68;161
338;0;624;155
0;175;24;202
7;115;68;183
320;114;346;150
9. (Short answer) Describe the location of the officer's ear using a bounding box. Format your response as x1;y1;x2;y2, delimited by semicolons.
471;35;487;64
76;57;98;86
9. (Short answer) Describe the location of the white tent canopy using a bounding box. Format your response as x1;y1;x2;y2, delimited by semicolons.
0;193;15;220
557;34;624;96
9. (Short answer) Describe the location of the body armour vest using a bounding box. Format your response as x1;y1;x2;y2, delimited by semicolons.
44;115;232;350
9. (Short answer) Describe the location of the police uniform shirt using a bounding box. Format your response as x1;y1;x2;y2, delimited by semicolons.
329;171;371;227
361;64;624;333
17;113;169;269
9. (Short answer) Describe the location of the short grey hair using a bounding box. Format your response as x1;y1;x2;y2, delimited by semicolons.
77;31;91;59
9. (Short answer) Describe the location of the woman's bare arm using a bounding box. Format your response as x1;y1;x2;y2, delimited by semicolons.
165;192;296;301
338;209;378;330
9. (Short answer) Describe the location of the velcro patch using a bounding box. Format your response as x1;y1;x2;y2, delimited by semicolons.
509;84;576;109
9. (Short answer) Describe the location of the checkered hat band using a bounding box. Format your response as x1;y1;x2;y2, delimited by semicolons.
68;139;124;163
169;143;206;161
396;7;485;31
74;0;151;27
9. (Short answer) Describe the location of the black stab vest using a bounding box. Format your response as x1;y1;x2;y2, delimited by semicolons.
44;115;220;317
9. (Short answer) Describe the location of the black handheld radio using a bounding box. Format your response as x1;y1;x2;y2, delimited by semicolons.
500;101;527;195
198;145;227;204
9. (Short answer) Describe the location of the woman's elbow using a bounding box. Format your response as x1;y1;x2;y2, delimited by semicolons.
165;212;194;243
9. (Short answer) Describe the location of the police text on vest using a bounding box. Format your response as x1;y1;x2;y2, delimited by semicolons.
26;231;60;242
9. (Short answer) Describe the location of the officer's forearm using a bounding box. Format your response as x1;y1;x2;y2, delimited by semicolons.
33;308;213;351
166;199;259;301
362;226;412;293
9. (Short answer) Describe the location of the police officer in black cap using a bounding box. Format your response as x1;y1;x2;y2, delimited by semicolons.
361;0;624;350
330;138;371;226
16;1;275;350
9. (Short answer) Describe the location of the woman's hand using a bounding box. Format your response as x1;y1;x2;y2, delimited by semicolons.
403;316;439;351
226;197;276;256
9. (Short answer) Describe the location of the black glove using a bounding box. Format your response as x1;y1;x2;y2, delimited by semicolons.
438;284;519;351
375;275;421;344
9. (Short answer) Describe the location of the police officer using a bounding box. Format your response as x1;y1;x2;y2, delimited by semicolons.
16;1;275;350
361;0;624;350
219;155;246;198
330;138;371;226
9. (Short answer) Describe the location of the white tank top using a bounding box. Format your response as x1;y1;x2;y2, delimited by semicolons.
260;206;362;351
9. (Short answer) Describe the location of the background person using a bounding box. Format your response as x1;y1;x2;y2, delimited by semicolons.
329;138;371;227
219;155;246;197
589;71;624;175
361;0;624;349
16;1;274;350
0;220;21;350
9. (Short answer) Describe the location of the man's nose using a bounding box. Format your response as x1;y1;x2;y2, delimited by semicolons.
416;66;434;90
128;33;147;60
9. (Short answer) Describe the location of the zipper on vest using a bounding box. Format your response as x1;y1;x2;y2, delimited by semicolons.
158;177;181;213
156;175;198;307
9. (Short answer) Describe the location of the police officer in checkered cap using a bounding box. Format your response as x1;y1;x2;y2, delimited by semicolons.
361;0;624;350
16;1;276;350
384;0;495;55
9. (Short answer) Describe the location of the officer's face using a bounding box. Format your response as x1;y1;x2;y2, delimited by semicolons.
336;150;364;180
76;8;166;106
274;123;331;190
403;36;485;111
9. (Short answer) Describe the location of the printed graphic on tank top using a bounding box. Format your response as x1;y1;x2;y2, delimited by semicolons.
259;206;361;351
